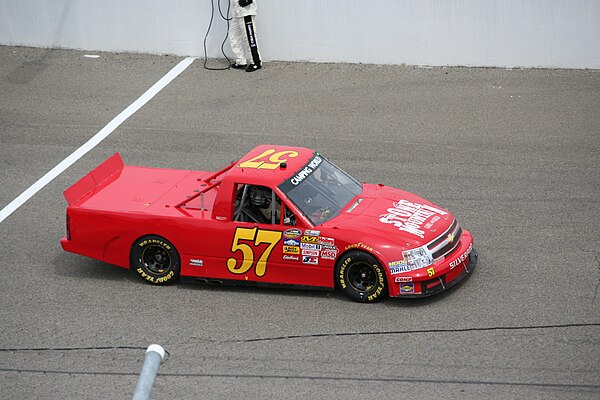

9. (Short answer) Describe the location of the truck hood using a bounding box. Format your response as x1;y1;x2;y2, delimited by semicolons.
331;183;454;248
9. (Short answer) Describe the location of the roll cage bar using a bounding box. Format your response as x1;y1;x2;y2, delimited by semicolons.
173;160;238;210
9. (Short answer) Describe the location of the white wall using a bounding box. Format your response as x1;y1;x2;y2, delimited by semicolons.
1;0;599;68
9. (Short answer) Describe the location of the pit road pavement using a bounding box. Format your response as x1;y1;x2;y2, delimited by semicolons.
1;46;599;399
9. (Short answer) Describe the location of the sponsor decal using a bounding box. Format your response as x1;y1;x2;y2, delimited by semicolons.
301;243;320;250
379;199;448;239
289;155;323;186
395;276;413;283
301;235;319;244
304;229;320;237
283;238;300;246
424;215;441;229
388;260;407;267
302;255;319;265
318;237;335;246
283;245;300;255
344;242;373;252
245;20;256;46
283;255;300;261
388;260;410;274
283;228;302;239
400;283;415;294
190;259;203;267
320;249;338;260
390;265;411;274
302;249;319;256
449;243;473;269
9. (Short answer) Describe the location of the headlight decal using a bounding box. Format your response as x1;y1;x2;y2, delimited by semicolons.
402;246;434;271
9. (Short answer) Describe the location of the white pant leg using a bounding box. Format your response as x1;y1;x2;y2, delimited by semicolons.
229;17;249;65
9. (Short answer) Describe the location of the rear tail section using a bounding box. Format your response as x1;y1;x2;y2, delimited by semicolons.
64;153;124;206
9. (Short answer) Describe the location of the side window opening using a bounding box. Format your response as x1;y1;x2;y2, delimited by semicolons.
282;204;296;226
233;184;297;226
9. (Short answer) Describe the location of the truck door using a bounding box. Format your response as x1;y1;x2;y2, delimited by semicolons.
208;184;317;286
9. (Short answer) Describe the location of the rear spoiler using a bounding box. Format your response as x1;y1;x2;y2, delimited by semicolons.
64;153;124;206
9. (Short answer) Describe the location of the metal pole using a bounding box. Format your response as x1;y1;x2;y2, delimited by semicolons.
132;344;166;400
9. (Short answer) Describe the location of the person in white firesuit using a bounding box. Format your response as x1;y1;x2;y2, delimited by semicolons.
229;0;262;72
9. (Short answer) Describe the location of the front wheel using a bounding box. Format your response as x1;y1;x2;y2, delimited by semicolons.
131;235;180;285
335;251;387;303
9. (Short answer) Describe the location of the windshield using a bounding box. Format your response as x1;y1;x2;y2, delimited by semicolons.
279;154;362;225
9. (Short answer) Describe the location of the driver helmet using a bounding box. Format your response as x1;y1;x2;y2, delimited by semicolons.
248;186;271;208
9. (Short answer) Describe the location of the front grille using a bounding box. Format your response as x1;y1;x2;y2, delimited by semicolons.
427;219;462;260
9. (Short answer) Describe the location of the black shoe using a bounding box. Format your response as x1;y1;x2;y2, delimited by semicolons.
231;63;247;69
245;63;262;72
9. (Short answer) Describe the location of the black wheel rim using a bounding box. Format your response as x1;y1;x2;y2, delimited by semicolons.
347;262;377;292
141;245;171;274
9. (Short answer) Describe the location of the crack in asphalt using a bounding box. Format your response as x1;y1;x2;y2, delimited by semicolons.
2;323;598;352
0;345;172;363
1;324;599;391
226;322;600;343
1;367;599;390
0;345;146;352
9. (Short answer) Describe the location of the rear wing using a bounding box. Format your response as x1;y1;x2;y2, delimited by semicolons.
64;153;124;206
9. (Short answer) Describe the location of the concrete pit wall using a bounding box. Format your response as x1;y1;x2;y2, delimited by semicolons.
1;0;599;68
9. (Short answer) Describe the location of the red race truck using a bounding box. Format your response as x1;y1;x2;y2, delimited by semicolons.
61;144;477;302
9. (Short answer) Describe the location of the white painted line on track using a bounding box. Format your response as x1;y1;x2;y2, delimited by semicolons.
0;56;197;224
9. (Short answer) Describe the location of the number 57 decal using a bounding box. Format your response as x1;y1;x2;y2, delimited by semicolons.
227;227;282;277
238;148;299;170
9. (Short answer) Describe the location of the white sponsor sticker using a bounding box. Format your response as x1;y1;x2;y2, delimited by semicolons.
449;243;472;269
320;249;338;260
304;229;321;236
379;199;447;239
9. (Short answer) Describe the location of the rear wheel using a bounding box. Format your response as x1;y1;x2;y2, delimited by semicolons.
131;235;180;285
336;251;387;303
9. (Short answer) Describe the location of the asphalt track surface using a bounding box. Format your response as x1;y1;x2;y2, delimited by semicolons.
1;46;599;399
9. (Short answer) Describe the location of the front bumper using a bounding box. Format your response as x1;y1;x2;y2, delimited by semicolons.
389;233;478;298
398;248;478;298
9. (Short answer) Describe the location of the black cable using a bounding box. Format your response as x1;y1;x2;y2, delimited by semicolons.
203;0;233;70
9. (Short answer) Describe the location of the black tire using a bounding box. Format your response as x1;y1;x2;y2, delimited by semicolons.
130;235;180;285
335;251;387;303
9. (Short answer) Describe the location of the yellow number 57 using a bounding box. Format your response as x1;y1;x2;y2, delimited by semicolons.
239;149;299;170
227;227;282;277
